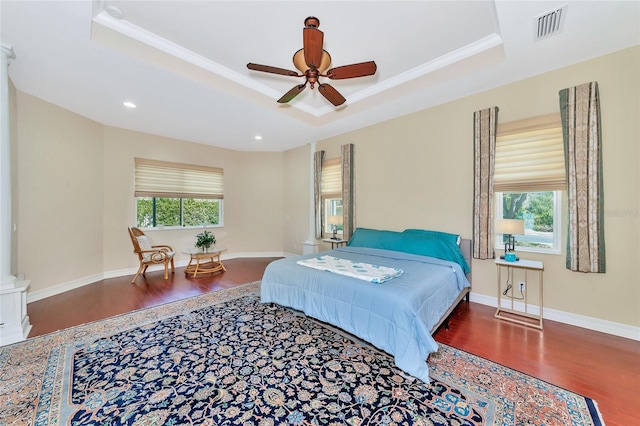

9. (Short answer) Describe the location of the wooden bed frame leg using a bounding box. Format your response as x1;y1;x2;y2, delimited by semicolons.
444;318;450;330
466;292;470;302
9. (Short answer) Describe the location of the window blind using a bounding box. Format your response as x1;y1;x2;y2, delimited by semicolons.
134;158;224;199
321;158;341;199
495;113;565;192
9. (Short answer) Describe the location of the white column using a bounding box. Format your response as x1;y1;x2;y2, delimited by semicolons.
302;141;318;254
0;45;16;289
0;45;31;346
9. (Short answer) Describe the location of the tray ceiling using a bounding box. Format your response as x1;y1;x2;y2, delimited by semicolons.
2;1;638;151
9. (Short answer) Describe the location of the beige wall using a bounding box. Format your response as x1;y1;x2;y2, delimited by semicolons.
14;94;286;293
16;92;104;293
282;144;312;254
301;46;640;328
101;127;285;272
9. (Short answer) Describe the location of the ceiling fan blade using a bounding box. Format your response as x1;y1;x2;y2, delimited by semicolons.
326;61;377;79
318;83;346;106
277;84;307;103
303;27;324;69
247;63;300;77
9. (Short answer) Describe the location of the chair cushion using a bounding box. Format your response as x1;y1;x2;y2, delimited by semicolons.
136;235;152;251
136;235;151;261
136;235;174;263
137;236;158;262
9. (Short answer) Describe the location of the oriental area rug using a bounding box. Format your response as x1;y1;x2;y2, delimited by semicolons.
0;282;603;425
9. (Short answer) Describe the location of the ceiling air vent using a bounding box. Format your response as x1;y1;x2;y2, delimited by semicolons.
534;4;567;41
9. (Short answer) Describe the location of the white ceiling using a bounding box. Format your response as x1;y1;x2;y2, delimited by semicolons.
2;1;638;152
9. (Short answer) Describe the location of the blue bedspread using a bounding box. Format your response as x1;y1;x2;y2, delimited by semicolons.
260;246;471;382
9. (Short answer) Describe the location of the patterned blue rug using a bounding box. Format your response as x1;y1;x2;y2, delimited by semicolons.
0;282;602;425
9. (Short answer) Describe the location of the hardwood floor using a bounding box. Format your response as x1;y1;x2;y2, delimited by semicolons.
27;258;276;337
26;258;639;425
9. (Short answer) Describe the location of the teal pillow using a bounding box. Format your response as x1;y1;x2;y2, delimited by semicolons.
347;228;469;274
347;228;400;249
403;229;461;246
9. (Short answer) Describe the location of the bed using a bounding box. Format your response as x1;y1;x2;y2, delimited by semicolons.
260;228;472;383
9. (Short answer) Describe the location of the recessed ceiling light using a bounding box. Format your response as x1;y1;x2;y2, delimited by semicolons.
123;101;136;108
254;135;263;140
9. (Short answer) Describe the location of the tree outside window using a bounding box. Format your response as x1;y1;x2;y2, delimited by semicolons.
137;197;222;228
497;191;560;252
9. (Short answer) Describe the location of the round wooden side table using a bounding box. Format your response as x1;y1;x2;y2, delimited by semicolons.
182;247;227;277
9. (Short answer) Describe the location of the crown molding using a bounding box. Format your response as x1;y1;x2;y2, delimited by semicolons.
93;10;503;119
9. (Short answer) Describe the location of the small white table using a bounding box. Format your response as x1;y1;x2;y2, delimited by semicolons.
322;238;347;249
182;247;226;277
495;258;544;330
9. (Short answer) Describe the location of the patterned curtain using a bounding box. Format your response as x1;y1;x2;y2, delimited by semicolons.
559;81;606;273
341;144;355;241
314;150;325;239
473;107;499;259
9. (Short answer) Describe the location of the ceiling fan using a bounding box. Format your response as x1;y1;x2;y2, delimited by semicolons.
247;16;377;106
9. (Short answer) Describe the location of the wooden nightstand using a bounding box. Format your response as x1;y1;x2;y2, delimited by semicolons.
322;238;347;249
495;258;544;330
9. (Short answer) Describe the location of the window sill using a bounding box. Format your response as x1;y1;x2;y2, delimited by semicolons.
142;225;223;232
497;247;561;256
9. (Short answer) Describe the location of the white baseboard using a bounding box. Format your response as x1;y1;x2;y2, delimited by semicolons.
28;273;107;303
470;292;640;341
26;251;286;304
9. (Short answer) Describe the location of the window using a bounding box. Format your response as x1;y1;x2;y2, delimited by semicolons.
321;158;342;236
136;197;222;228
494;114;564;254
134;158;223;228
495;191;561;253
324;199;343;235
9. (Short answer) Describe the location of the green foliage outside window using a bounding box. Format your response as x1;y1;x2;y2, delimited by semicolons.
526;192;554;232
502;192;553;231
501;193;528;220
157;198;181;226
137;198;154;228
183;199;220;226
501;192;555;249
136;197;221;228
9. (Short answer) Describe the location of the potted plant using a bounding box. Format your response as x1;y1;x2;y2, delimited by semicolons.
195;230;216;252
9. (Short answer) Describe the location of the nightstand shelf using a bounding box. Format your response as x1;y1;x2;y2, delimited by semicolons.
322;238;347;249
495;258;544;330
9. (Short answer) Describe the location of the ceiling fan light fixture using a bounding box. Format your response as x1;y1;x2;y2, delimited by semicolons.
292;48;331;74
304;16;320;29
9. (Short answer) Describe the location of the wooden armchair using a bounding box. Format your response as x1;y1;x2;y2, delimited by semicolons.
128;227;175;283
